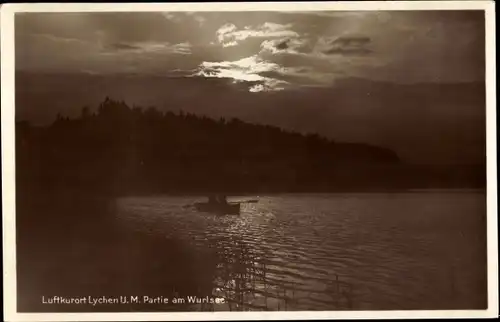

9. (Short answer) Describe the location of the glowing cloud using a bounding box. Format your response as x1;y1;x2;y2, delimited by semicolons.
216;22;300;47
195;55;288;92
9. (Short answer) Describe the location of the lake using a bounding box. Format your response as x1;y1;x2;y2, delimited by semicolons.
112;191;487;311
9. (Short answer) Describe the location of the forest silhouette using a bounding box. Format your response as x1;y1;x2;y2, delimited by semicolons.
16;97;485;200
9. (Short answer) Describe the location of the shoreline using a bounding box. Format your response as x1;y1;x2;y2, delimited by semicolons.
116;187;487;199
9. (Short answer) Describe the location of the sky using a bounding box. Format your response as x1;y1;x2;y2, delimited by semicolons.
15;11;486;164
16;10;485;87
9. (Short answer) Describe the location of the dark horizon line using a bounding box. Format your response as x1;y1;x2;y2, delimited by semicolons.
14;68;486;86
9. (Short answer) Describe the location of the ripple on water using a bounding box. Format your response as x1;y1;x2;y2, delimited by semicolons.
115;192;487;311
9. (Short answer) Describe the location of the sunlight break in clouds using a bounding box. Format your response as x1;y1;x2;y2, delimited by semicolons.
197;22;304;92
195;55;288;92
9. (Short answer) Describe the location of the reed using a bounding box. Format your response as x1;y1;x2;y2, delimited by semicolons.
201;235;354;311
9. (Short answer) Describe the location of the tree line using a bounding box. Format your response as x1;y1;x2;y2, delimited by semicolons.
16;97;484;198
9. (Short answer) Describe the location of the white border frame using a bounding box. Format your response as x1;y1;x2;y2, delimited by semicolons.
2;1;497;321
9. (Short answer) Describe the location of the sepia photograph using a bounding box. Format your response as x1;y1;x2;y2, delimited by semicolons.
1;1;497;321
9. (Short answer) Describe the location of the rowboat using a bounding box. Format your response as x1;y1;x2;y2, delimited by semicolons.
194;202;240;215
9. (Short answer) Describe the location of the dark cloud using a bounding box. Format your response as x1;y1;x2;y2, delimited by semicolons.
107;42;142;51
260;37;314;55
257;67;328;85
321;36;373;55
331;36;371;46
275;39;290;50
16;12;203;55
324;47;373;55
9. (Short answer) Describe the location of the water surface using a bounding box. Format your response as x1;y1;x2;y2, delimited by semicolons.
115;192;487;310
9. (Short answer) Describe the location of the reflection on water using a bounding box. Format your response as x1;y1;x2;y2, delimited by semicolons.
115;192;487;311
204;235;353;311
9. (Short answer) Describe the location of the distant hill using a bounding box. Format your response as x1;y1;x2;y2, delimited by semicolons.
16;97;485;198
16;97;402;195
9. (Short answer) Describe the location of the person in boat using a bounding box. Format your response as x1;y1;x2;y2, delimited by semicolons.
198;194;239;215
207;194;228;205
217;194;228;205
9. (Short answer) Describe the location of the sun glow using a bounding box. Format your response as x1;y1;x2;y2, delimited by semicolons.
195;55;287;92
